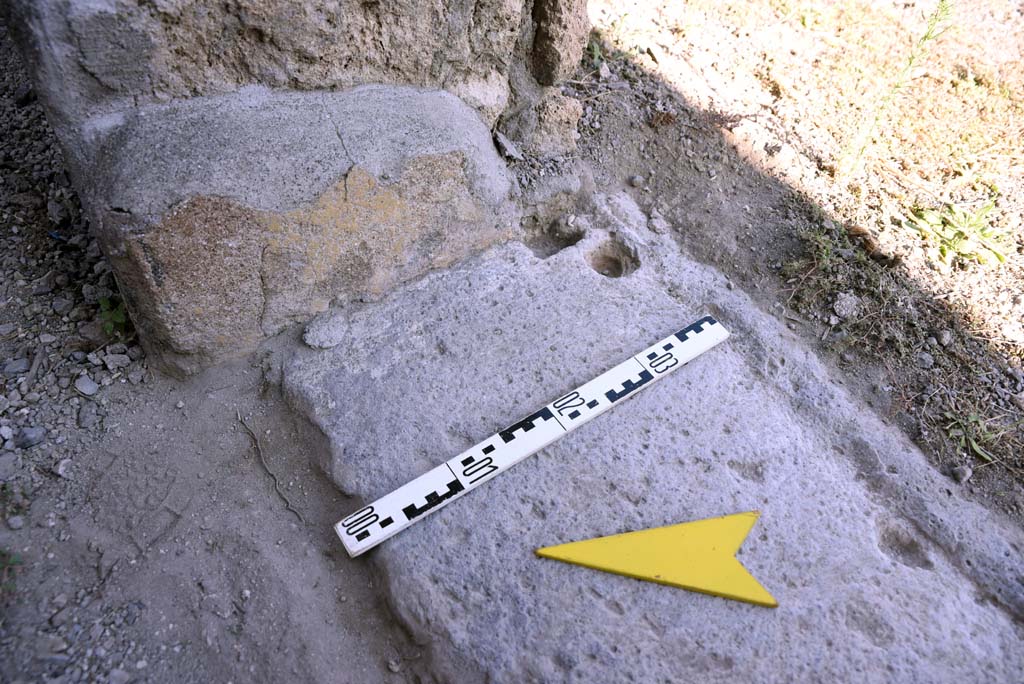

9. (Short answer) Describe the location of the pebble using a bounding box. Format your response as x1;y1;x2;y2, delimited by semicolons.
3;358;30;377
14;426;46;449
51;297;74;315
6;514;24;530
37;635;67;656
647;208;669;234
39;333;57;345
937;329;953;347
108;668;132;684
0;323;17;336
78;402;99;429
917;352;935;370
49;606;71;627
387;658;403;673
832;292;860;320
0;426;12;441
627;174;644;188
951;465;972;484
74;375;99;396
175;400;185;409
0;453;15;480
103;353;131;371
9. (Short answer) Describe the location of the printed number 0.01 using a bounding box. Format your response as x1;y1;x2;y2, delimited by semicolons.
341;506;378;536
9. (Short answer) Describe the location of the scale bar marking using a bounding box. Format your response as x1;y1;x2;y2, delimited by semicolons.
336;315;730;556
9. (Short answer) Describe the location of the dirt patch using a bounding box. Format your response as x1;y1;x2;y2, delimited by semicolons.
0;24;421;682
570;0;1023;521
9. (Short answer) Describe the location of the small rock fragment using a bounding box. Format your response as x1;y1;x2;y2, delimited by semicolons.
74;375;99;396
493;131;524;162
937;329;953;347
13;83;35;107
108;668;132;684
78;402;99;429
647;208;669;234
917;352;935;370
103;353;131;371
3;358;30;377
627;174;644;188
50;606;71;627
832;292;860;320
14;426;46;449
0;453;15;480
951;465;972;484
6;515;24;530
52;297;74;315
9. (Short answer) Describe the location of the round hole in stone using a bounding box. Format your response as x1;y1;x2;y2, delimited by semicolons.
524;217;587;258
586;238;639;278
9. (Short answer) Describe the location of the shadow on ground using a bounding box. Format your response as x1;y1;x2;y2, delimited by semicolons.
567;25;1023;522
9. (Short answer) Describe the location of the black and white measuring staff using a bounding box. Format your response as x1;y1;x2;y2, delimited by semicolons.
336;315;730;557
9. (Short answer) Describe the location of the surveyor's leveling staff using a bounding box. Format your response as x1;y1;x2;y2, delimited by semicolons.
336;315;730;557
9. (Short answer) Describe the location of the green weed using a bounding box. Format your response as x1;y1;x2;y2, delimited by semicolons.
1;548;21;601
905;199;1006;265
98;297;132;339
943;411;996;462
587;35;605;68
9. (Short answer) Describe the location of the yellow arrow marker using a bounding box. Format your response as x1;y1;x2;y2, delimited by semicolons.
536;511;777;607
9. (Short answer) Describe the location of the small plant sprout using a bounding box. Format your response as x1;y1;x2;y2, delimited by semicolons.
905;199;1007;265
943;411;996;462
838;0;954;178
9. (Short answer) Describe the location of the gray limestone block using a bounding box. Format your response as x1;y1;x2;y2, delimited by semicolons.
74;86;516;375
282;193;1024;683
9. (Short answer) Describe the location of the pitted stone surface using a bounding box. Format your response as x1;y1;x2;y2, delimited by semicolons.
282;195;1024;682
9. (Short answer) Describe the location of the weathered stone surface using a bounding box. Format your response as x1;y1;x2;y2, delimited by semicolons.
88;86;515;374
283;193;1024;682
532;0;589;85
503;92;583;160
5;0;592;140
5;0;527;127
